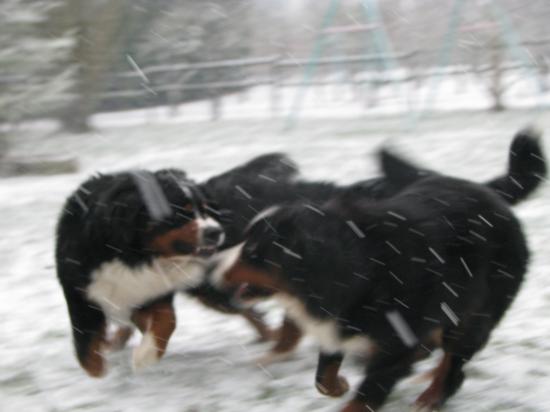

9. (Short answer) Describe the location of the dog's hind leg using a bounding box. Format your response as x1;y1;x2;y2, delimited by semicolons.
342;348;417;412
190;285;278;343
130;294;176;371
62;286;108;377
241;308;277;342
108;326;134;351
413;318;493;411
256;316;302;366
415;243;527;410
75;319;108;378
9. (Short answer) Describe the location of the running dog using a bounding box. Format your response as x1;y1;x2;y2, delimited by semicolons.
222;129;546;411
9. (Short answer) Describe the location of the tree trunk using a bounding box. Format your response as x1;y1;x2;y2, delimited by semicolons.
488;35;506;112
57;0;130;133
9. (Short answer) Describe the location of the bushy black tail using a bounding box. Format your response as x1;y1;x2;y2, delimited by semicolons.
486;127;547;205
379;126;547;205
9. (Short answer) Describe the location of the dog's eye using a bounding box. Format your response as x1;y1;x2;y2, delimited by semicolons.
243;245;262;263
244;242;258;254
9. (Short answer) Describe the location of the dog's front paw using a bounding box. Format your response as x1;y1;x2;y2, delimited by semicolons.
316;375;350;398
132;333;159;371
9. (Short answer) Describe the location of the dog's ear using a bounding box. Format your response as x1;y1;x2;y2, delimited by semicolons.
241;153;299;181
83;175;145;250
378;149;431;186
155;168;187;180
103;195;144;250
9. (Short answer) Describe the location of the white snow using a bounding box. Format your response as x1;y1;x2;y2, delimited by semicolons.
1;107;549;411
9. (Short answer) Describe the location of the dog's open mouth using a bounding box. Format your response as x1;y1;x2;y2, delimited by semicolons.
194;245;218;257
234;282;273;302
172;240;218;257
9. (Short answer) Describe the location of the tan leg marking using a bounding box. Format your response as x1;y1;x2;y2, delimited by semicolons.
108;326;134;351
79;323;107;378
414;352;453;410
257;315;303;366
242;309;277;342
130;300;176;370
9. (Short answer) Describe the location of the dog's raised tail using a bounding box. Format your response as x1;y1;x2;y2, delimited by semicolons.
486;126;547;205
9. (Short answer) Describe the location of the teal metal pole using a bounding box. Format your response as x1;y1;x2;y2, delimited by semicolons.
284;0;340;131
406;0;465;130
360;0;402;109
489;0;545;110
360;0;396;72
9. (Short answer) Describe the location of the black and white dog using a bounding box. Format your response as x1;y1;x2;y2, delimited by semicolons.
57;145;422;377
57;127;545;379
207;127;549;367
56;152;314;376
221;129;546;412
56;169;226;376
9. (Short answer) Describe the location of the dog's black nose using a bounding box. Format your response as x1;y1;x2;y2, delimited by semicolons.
203;226;223;246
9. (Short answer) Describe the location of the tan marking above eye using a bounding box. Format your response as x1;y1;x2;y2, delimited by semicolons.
182;203;194;212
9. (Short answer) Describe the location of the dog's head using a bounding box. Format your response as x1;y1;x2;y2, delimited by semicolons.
221;205;305;304
84;169;225;264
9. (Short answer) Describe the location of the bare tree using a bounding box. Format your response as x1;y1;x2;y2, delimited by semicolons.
0;0;74;125
51;0;132;133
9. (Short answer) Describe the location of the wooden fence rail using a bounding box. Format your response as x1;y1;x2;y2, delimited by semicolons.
2;44;547;121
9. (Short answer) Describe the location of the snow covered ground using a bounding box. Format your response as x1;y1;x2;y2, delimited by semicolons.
1;108;549;411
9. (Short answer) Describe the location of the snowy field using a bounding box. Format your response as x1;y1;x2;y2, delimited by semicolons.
1;108;549;412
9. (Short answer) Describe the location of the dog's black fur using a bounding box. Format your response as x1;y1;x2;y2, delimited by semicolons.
223;129;546;411
56;169;226;375
56;148;434;376
380;127;547;206
58;153;325;375
187;153;411;309
199;153;410;248
56;153;356;375
57;127;545;378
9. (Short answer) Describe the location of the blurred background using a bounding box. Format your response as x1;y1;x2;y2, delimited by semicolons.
1;0;549;136
1;1;549;411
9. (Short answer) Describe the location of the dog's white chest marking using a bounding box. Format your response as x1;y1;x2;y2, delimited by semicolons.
277;294;374;355
87;257;205;324
209;243;244;287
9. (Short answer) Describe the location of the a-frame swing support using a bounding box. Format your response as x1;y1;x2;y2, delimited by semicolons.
284;0;397;130
408;0;544;129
